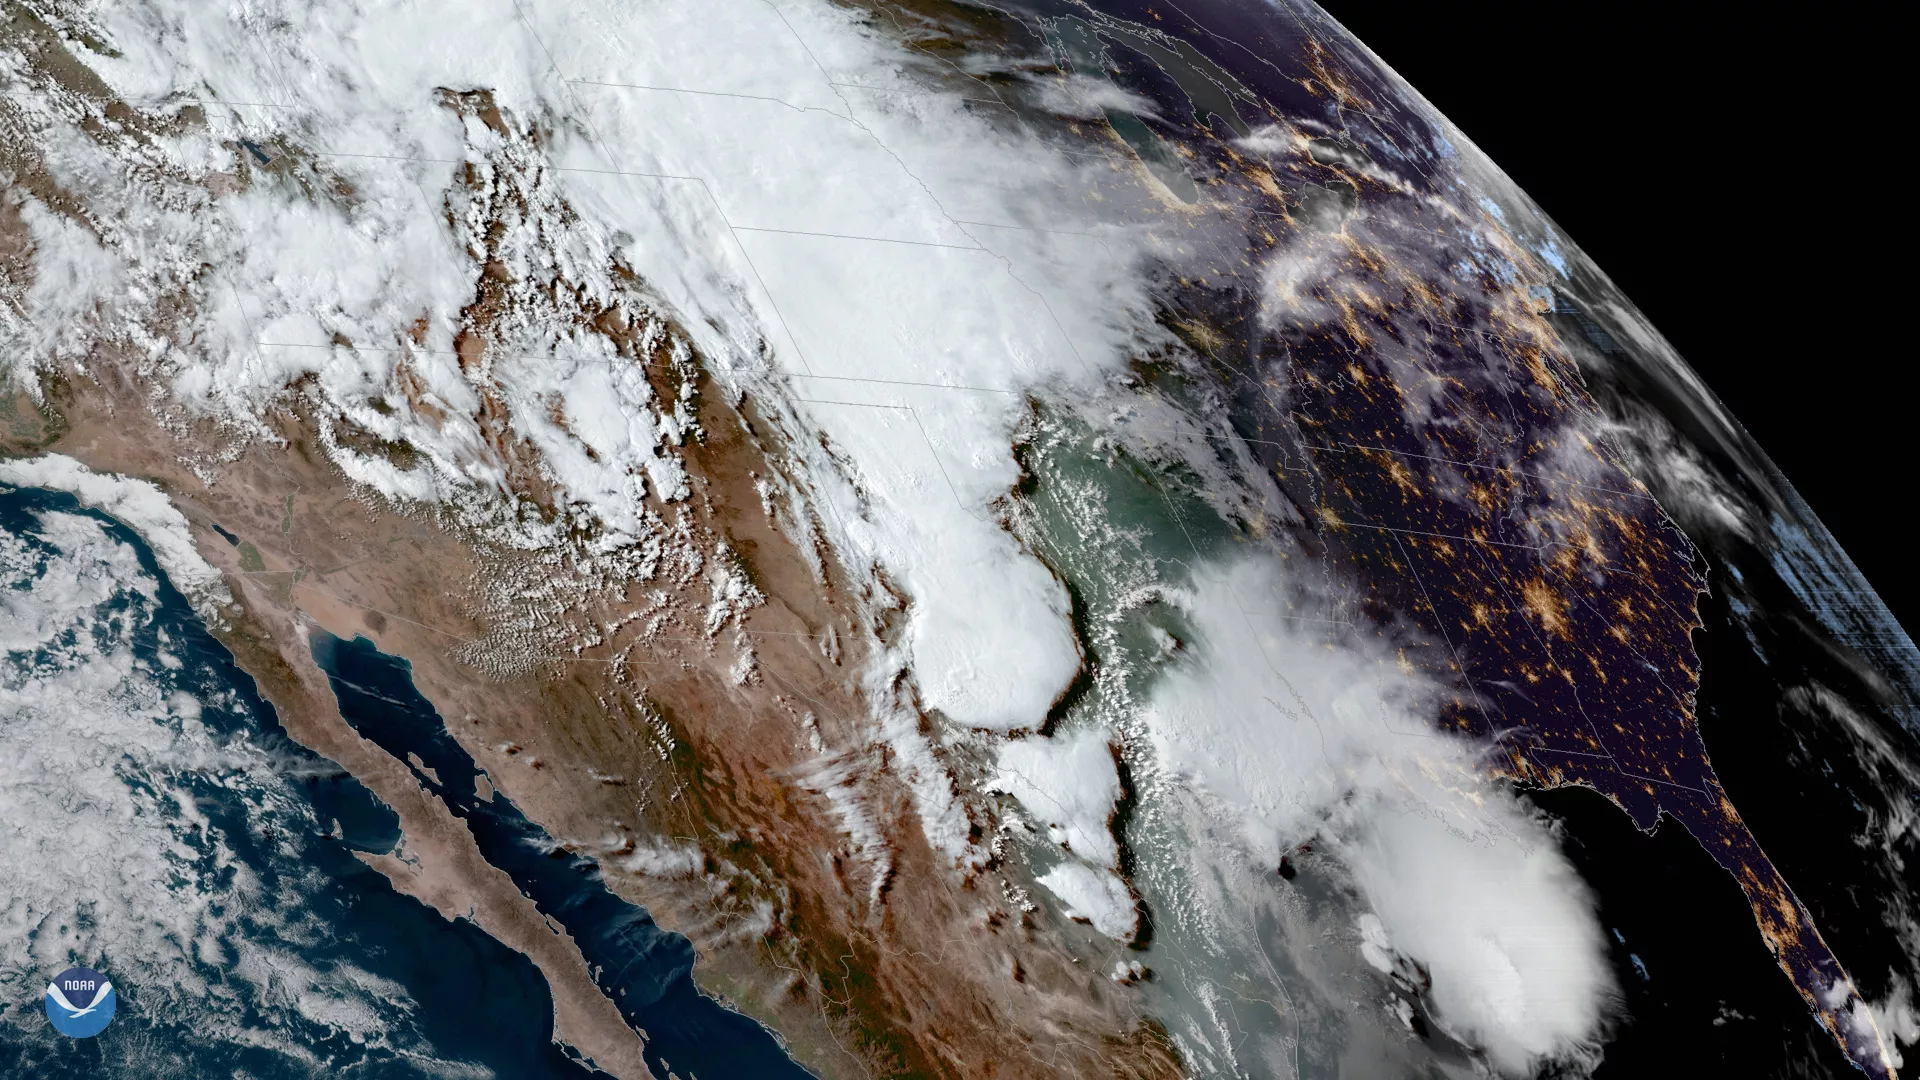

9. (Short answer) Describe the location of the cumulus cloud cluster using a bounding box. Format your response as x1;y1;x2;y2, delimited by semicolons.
0;454;231;621
1142;556;1617;1074
991;727;1137;940
0;506;398;1055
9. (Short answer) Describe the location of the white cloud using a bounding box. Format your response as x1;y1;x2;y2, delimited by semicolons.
8;1;1640;1070
1025;74;1164;122
1341;790;1613;1072
0;507;402;1056
1142;555;1617;1075
0;454;231;622
1037;860;1138;942
29;0;1162;754
991;726;1123;868
1861;978;1920;1070
2;198;122;375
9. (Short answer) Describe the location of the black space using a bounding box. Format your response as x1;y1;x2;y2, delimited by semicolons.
1315;2;1913;632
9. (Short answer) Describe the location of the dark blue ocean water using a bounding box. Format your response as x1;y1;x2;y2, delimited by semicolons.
309;631;812;1080
0;483;602;1077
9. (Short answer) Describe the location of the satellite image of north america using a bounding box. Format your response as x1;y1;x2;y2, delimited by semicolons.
2;1;1915;1078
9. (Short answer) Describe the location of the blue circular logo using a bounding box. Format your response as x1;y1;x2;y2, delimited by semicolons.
45;966;115;1038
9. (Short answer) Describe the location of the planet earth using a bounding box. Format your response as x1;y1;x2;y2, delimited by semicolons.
1;1;1915;1078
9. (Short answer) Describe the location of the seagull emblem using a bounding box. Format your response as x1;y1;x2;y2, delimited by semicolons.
46;980;113;1018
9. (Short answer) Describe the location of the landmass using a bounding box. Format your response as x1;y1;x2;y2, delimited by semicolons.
0;0;1899;1075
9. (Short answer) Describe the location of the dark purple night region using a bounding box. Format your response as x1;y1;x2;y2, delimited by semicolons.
982;0;1898;1073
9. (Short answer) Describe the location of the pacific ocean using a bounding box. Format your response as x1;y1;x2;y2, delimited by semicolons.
0;482;601;1077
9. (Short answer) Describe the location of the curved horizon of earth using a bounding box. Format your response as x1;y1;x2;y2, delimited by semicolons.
1;1;1915;1078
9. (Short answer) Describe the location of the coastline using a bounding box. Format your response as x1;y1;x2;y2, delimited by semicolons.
4;361;1175;1079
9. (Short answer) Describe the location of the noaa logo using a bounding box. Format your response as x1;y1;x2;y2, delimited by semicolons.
44;966;115;1038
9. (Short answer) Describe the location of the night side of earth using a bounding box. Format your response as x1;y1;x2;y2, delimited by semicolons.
2;1;1916;1079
